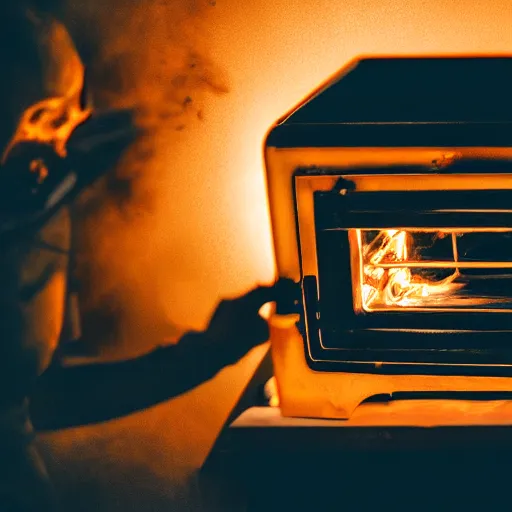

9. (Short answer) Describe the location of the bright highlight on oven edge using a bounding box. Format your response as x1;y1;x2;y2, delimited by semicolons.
357;228;512;312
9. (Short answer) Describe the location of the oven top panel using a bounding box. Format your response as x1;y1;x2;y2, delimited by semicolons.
287;57;512;125
266;56;512;148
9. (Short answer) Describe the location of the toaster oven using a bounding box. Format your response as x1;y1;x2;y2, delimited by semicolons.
265;55;512;419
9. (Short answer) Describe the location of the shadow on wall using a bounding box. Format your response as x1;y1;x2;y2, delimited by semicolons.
56;0;230;356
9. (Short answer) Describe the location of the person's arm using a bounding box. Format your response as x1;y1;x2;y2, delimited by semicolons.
30;331;235;430
30;279;299;430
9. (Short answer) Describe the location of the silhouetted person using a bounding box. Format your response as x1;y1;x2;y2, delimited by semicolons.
0;4;296;510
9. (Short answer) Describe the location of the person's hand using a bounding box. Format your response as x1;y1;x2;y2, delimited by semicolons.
203;277;299;364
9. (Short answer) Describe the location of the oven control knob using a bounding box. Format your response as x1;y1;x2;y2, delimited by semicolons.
274;278;301;316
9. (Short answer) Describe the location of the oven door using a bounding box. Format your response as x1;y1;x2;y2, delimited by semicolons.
297;173;512;376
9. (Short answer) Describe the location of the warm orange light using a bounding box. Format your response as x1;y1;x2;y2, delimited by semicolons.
264;376;280;407
2;31;90;163
358;228;512;312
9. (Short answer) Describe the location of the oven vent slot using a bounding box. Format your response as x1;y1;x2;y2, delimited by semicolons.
362;391;512;404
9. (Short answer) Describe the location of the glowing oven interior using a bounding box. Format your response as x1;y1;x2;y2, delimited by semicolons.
354;228;512;313
292;173;512;371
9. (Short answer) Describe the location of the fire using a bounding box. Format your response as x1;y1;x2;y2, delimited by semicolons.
2;88;91;164
1;19;91;164
360;229;486;311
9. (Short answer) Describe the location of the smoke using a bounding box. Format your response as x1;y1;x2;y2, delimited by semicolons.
56;0;229;356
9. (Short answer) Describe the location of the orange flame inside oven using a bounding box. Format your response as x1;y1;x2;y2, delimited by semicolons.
358;228;512;312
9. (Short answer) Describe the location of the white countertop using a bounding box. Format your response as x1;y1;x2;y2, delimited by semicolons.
232;400;512;428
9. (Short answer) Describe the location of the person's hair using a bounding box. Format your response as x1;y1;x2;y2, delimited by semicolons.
25;0;64;14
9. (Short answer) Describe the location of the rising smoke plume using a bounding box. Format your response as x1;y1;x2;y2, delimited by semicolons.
56;0;229;356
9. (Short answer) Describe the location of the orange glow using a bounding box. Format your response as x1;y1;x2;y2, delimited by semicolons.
30;159;49;184
3;92;90;161
264;376;280;407
360;230;464;310
2;19;90;163
357;229;512;311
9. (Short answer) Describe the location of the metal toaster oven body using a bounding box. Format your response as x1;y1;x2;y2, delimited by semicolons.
264;55;512;419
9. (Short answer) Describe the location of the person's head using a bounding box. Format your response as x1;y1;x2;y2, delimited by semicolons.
0;5;82;390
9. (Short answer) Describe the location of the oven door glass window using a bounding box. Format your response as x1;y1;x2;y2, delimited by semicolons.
309;189;512;362
357;229;512;313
